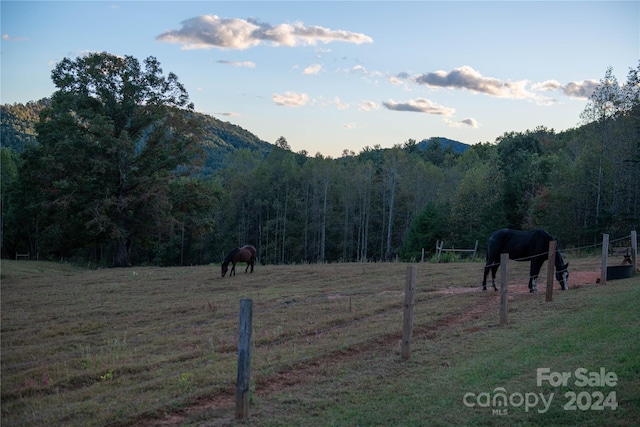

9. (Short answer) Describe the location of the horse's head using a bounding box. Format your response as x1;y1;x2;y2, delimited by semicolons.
221;263;228;277
555;262;569;290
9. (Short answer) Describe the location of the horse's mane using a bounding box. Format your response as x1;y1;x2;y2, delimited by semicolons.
223;247;240;265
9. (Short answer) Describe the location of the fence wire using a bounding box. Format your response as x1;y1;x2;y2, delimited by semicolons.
3;231;637;425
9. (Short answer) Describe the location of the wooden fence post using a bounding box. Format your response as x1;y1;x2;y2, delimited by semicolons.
545;240;557;302
631;230;638;273
499;253;508;325
401;265;417;360
235;299;253;420
600;234;609;285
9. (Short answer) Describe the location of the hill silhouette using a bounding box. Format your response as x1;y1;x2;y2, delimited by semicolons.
1;100;470;172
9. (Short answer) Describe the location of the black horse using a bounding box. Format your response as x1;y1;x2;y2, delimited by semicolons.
222;245;257;277
482;229;569;292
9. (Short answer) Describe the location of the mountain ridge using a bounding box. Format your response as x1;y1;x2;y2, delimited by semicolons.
1;99;470;171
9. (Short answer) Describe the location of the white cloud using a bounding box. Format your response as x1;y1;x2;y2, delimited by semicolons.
217;60;256;68
388;75;405;85
343;122;357;129
562;80;598;99
461;118;479;128
383;98;455;116
330;97;349;110
157;15;373;50
534;80;563;92
272;91;309;107
409;65;597;103
534;79;598;99
303;64;323;75
2;34;28;41
413;66;538;100
358;100;379;111
445;118;480;128
352;65;367;73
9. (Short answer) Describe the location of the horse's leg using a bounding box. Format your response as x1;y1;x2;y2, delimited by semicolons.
245;262;249;273
231;261;237;276
483;255;498;291
482;264;490;291
250;260;254;273
491;265;499;291
529;259;542;293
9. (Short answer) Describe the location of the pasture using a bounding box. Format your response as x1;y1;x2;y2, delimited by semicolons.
1;257;639;426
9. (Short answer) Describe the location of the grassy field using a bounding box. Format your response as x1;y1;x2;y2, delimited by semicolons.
1;257;638;426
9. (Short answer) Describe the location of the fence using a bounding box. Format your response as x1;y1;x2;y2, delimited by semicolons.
432;240;479;262
4;231;637;424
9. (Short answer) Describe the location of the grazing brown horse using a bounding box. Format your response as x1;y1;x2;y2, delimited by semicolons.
221;245;256;277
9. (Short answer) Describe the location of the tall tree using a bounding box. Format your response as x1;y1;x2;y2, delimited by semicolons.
22;52;201;266
580;66;624;232
496;131;544;228
382;147;404;260
450;163;506;245
0;148;19;255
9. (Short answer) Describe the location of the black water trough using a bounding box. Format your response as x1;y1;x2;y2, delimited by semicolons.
606;265;634;280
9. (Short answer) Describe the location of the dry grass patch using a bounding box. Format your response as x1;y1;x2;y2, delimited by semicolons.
1;256;609;426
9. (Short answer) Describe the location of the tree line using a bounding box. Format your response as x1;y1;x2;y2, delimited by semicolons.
1;53;638;267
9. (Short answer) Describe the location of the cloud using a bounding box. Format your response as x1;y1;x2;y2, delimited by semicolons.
329;97;349;110
445;118;480;128
413;65;540;101
352;65;367;73
408;65;598;103
461;118;479;128
303;64;323;75
388;75;405;85
157;15;373;50
343;122;357;129
272;91;309;107
358;100;379;111
534;79;598;99
214;112;242;117
217;60;256;68
3;34;28;41
383;98;455;116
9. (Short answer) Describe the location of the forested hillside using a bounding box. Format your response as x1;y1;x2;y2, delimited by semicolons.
1;99;273;174
1;101;465;175
0;99;51;151
1;54;638;267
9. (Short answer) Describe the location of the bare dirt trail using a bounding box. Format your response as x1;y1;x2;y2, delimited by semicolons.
141;269;603;426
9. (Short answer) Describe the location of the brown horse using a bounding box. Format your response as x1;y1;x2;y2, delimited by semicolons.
221;245;256;277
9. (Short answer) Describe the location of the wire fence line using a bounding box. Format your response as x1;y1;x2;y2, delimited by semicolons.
7;230;628;370
0;253;612;427
5;231;633;375
2;262;484;381
4;233;637;426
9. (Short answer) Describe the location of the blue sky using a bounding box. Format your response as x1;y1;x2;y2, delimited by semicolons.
2;1;638;157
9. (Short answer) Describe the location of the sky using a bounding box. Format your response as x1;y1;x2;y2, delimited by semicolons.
1;1;638;158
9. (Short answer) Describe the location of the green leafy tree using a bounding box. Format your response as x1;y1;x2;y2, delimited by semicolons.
20;52;201;266
496;131;544;228
580;67;621;231
165;177;220;266
450;163;506;245
400;202;448;261
1;148;19;255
